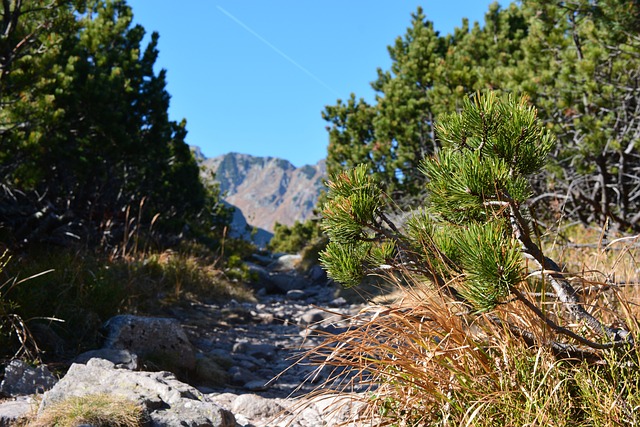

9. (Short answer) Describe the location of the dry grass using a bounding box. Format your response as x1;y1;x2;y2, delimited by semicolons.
297;229;640;426
0;246;255;360
545;227;640;320
26;394;146;427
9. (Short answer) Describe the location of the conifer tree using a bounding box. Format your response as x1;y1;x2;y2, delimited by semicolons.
323;5;529;207
0;0;229;247
320;92;633;356
324;1;639;231
513;0;640;231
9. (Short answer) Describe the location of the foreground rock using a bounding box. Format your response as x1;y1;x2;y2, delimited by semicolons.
39;358;235;427
0;396;35;426
0;359;56;397
101;314;196;374
209;391;367;427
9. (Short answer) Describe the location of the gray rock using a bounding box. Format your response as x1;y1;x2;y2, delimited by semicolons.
228;366;258;387
286;289;307;300
329;297;348;307
235;342;277;361
102;314;196;373
0;396;34;426
243;380;270;392
298;308;341;326
0;359;57;396
307;264;328;284
74;348;139;370
231;393;286;420
270;254;301;272
232;340;250;353
269;272;308;293
39;358;235;427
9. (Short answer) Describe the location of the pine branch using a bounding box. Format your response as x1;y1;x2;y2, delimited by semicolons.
509;286;629;350
507;199;634;345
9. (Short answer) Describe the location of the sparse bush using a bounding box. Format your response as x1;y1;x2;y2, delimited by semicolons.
268;219;323;254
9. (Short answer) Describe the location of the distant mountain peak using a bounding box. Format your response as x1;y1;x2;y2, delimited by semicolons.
199;152;326;242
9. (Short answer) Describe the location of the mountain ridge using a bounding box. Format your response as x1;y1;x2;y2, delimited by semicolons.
198;151;326;244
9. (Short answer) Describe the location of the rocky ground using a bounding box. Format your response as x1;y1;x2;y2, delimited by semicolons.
0;253;381;426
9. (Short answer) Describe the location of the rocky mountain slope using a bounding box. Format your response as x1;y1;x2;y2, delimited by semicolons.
200;152;326;243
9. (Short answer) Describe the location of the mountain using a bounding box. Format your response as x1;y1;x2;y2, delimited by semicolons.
199;152;326;242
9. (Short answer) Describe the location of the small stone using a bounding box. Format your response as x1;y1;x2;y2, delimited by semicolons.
74;349;139;370
228;366;258;386
244;379;270;392
329;297;348;307
286;289;306;300
299;308;340;326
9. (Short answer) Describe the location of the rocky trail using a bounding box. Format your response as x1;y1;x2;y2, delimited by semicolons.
0;254;377;426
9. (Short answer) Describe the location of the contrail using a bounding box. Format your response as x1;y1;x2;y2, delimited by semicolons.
217;5;339;97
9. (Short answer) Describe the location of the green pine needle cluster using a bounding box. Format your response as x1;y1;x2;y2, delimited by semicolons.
322;92;551;309
435;92;553;176
320;164;396;288
321;164;383;242
421;150;531;224
455;222;522;311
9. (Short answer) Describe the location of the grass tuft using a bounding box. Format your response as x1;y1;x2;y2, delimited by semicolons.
27;393;146;427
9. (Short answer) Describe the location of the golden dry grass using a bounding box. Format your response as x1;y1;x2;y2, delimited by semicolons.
297;228;640;426
26;394;146;427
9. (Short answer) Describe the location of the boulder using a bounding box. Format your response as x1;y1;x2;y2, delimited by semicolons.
39;358;235;427
231;393;286;420
74;348;139;370
0;359;57;397
101;314;196;373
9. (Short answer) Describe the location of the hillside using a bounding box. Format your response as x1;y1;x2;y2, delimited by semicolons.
200;152;326;242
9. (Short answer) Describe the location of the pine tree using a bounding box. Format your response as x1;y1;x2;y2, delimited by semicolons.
321;92;633;356
324;1;639;231
323;5;530;208
513;0;640;231
0;0;229;247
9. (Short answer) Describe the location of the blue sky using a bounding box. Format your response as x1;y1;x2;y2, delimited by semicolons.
128;1;502;167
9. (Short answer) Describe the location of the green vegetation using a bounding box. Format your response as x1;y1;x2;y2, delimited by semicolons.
268;220;323;254
315;92;639;425
324;0;640;231
1;1;639;425
0;246;254;360
0;0;251;361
